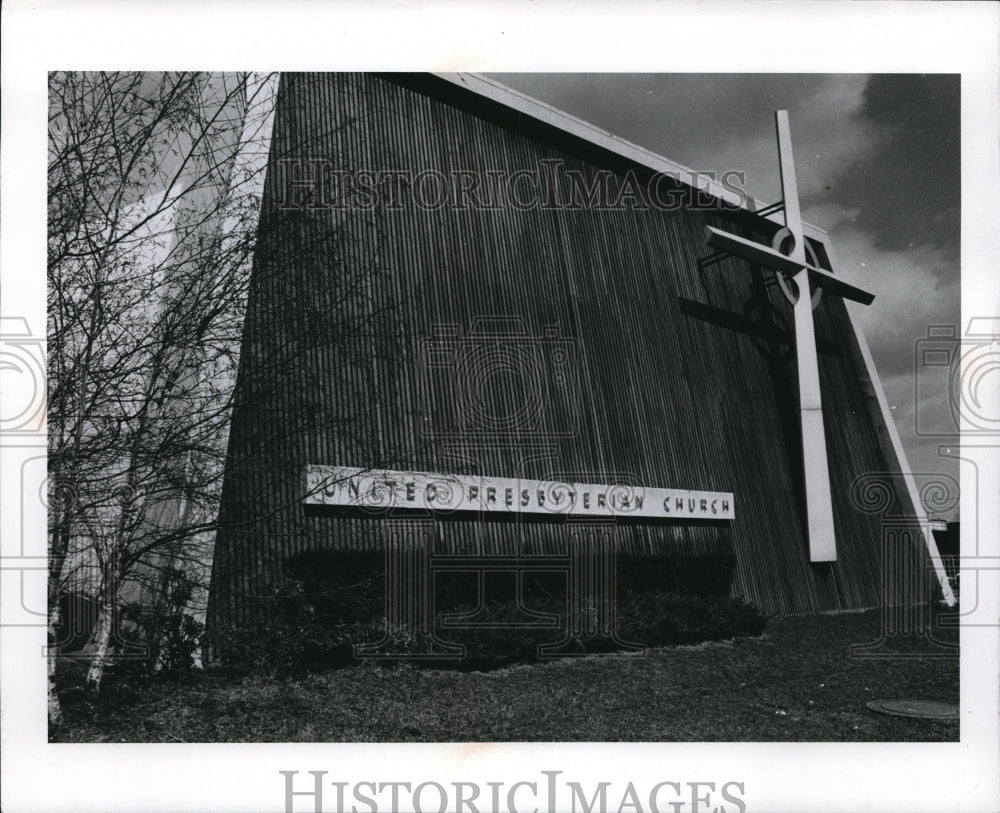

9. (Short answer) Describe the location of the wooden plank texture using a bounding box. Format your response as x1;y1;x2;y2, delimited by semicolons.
207;73;930;637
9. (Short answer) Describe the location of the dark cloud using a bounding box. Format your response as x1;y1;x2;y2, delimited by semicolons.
490;75;959;274
810;74;960;275
484;73;961;479
491;73;839;186
492;73;828;136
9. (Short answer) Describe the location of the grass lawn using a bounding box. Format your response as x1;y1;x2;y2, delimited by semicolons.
52;608;959;742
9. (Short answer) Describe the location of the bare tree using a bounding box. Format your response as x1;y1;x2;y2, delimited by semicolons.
47;71;277;717
47;72;418;725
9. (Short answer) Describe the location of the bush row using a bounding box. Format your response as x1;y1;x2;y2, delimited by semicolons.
281;548;737;614
211;589;767;675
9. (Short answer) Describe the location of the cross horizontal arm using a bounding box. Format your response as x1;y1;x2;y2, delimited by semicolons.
705;226;875;306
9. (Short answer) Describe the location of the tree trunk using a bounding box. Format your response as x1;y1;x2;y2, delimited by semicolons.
85;599;114;696
47;520;70;728
47;601;64;728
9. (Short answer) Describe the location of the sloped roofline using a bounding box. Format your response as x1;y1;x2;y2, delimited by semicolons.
432;71;832;246
428;70;954;606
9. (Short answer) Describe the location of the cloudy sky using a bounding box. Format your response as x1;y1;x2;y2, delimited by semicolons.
489;73;961;516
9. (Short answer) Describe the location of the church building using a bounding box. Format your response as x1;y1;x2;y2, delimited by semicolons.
206;73;953;650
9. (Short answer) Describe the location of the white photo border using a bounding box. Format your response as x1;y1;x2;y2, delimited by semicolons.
2;2;998;812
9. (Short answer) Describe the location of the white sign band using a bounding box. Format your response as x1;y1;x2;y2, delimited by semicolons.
304;465;734;520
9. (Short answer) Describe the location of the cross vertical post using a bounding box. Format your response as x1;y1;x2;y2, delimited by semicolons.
705;110;876;563
775;110;837;562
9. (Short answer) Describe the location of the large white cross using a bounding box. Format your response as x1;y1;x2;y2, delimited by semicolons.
704;110;875;563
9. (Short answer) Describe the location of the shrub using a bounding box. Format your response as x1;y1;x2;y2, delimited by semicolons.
217;550;763;674
54;590;99;653
433;569;566;614
439;598;567;670
284;549;384;623
616;553;736;599
613;592;767;647
208;574;428;675
116;567;205;675
280;549;738;613
434;592;767;670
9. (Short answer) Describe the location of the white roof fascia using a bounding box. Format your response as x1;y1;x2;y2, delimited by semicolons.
825;239;957;607
432;71;954;605
433;72;832;248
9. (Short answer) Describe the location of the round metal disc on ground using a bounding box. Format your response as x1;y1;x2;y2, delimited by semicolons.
866;700;959;721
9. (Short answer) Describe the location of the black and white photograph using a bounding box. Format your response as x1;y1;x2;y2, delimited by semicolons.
3;3;999;812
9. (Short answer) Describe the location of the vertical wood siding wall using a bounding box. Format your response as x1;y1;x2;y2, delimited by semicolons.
208;73;928;634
